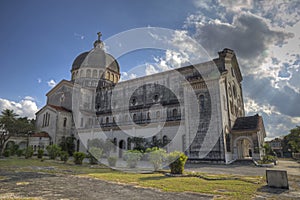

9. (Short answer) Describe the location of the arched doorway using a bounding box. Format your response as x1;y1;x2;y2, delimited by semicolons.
233;136;253;159
118;140;126;158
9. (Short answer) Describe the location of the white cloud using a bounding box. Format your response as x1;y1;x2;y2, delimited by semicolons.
120;71;137;81
37;78;42;83
219;0;253;12
74;32;85;40
145;64;159;75
0;97;38;119
47;79;56;88
244;97;299;139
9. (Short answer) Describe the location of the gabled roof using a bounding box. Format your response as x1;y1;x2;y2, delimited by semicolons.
35;104;72;115
48;104;72;113
46;79;73;97
31;132;50;138
232;114;264;132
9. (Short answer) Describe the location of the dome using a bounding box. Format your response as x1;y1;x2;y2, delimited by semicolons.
106;53;120;73
71;32;120;76
80;47;107;69
72;52;89;71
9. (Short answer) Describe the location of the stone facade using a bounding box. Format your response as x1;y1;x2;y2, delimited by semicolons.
34;33;266;163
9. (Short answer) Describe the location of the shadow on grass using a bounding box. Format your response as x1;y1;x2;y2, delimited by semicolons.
138;174;170;181
257;185;288;194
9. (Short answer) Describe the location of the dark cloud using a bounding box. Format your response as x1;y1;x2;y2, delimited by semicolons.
192;12;293;66
243;75;300;117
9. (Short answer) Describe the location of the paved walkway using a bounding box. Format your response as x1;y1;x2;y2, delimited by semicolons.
185;159;300;176
0;170;212;200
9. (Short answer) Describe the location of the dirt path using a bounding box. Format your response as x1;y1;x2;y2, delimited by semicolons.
0;170;212;200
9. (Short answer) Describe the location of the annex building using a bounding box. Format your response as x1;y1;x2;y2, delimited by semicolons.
35;33;266;164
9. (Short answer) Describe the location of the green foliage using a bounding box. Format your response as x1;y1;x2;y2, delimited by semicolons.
263;143;276;156
16;149;23;157
168;151;188;174
5;143;19;156
24;146;34;159
88;138;113;157
124;150;142;168
262;155;277;164
60;151;69;163
37;149;44;159
283;126;300;153
3;149;10;157
147;147;167;171
132;137;147;151
107;156;117;167
73;152;86;165
0;109;35;156
46;144;61;160
59;135;76;156
88;147;103;164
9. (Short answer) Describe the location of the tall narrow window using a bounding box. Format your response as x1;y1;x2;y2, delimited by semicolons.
86;69;91;78
106;117;109;124
133;114;137;122
63;117;67;127
173;108;178;117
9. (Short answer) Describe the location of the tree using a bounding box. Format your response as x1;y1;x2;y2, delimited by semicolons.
283;126;300;153
0;109;18;155
59;135;76;156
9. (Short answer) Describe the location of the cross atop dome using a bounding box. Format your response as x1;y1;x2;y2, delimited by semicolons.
94;31;104;48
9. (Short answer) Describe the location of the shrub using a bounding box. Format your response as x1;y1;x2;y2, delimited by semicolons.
16;149;23;157
108;156;117;167
46;145;61;160
147;147;167;171
37;149;44;159
8;144;19;156
3;149;10;157
168;151;188;174
124;150;142;168
262;155;277;164
25;146;34;159
73;152;86;165
88;147;103;164
60;151;69;163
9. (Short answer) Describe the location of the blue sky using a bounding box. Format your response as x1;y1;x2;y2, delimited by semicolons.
0;0;299;139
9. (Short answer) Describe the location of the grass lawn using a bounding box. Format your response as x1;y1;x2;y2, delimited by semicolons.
0;157;265;200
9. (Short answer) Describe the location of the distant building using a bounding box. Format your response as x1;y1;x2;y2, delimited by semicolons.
266;138;284;157
35;33;267;163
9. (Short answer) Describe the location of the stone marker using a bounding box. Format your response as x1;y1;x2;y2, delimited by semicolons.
266;170;289;189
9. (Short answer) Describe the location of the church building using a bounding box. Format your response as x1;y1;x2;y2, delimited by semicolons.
35;33;266;163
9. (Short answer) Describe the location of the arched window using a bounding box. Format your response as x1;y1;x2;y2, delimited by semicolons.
156;111;160;119
173;109;178;117
92;69;97;78
163;135;168;146
147;112;150;120
127;138;131;150
63;117;67;127
133;113;137;122
80;70;83;77
233;83;237;98
106;117;109;124
152;136;157;144
86;69;91;78
154;94;159;102
107;71;110;79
